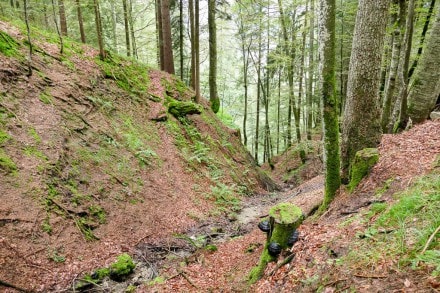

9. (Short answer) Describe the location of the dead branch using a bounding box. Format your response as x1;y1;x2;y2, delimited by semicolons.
0;279;29;292
178;269;199;289
353;273;387;279
422;224;440;254
269;253;295;276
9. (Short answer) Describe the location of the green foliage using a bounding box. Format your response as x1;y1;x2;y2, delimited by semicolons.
209;183;241;212
216;111;239;129
48;247;66;263
0;149;17;174
0;129;10;145
344;172;440;276
205;244;218;252
38;92;53;105
89;205;106;224
0;31;20;57
98;53;150;96
110;253;135;278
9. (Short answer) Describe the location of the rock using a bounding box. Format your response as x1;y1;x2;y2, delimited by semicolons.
168;100;202;118
348;148;379;192
430;111;440;120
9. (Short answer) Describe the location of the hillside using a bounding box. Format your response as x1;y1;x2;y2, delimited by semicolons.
0;21;276;291
1;19;439;293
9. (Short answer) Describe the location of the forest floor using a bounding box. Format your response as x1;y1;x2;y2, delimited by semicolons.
146;120;440;293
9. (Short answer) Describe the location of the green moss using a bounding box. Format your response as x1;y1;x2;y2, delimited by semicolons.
0;149;17;174
0;130;10;145
269;203;303;225
348;148;379;192
109;253;135;280
39;92;53;105
0;31;20;57
250;203;304;283
168;100;202;118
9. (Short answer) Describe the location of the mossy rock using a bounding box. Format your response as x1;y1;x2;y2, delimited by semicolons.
168;100;202;118
348;148;379;192
109;253;135;281
249;203;303;283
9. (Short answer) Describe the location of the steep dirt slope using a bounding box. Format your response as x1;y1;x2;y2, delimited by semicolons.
0;21;275;291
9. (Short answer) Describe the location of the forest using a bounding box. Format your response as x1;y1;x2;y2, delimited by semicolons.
0;0;439;292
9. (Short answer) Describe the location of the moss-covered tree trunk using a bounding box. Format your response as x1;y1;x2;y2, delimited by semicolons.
341;0;390;179
249;203;303;283
407;4;440;123
318;0;340;209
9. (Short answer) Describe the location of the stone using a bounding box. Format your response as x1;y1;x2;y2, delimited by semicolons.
430;111;440;120
348;148;379;192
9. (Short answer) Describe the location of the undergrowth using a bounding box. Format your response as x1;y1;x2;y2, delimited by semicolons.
344;171;440;276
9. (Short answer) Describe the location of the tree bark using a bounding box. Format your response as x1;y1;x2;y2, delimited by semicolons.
189;0;196;91
318;0;340;209
93;0;105;60
156;0;164;69
123;0;131;56
75;0;86;43
195;0;200;102
58;0;67;36
307;0;315;141
407;3;440;123
161;0;175;74
381;0;406;133
341;0;390;179
208;0;219;113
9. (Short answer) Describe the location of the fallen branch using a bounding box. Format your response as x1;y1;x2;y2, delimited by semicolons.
0;279;29;292
422;224;440;254
353;273;387;279
269;253;295;276
178;270;199;289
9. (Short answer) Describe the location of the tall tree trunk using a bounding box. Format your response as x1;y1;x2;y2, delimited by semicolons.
189;0;196;91
156;0;164;69
58;0;67;36
195;0;200;102
129;0;137;58
161;0;175;74
179;0;184;80
255;8;262;163
307;0;315;141
93;0;105;60
277;0;293;147
75;0;86;43
393;0;415;131
341;0;390;179
298;2;308;140
110;1;119;53
123;0;131;56
277;69;281;153
381;0;406;133
23;0;32;76
319;0;340;208
407;3;440;123
408;0;436;78
208;0;219;113
51;0;64;54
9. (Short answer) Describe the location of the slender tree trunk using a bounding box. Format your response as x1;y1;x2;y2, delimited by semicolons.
179;0;184;80
156;0;164;69
51;0;64;54
408;0;436;78
341;0;390;179
255;9;262;163
381;0;406;133
195;0;200;102
319;0;340;209
58;0;67;36
407;2;440;123
189;0;196;91
394;0;415;131
298;2;308;140
75;0;86;43
93;0;105;60
277;69;281;153
110;1;119;53
208;0;219;113
129;0;137;58
23;0;32;76
123;0;131;56
307;0;315;141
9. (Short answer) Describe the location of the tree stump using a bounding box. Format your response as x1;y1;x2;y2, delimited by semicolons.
249;202;303;283
348;148;379;191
